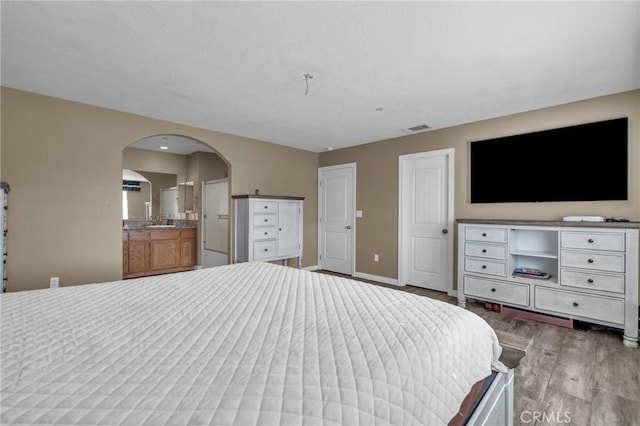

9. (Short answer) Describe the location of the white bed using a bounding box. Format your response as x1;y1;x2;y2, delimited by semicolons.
1;262;510;425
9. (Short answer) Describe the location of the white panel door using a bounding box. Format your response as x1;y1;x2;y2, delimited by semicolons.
400;151;452;292
319;164;355;275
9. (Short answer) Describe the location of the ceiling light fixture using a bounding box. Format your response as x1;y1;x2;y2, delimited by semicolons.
303;73;313;96
160;146;169;150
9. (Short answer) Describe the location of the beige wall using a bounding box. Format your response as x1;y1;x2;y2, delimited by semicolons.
319;90;640;282
123;147;188;183
1;87;318;292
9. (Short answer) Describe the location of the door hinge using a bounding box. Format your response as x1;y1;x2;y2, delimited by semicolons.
319;254;322;260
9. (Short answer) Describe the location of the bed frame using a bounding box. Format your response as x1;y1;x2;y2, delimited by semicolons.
466;369;514;426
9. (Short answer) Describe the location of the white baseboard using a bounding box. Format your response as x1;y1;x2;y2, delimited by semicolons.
303;265;319;271
353;272;401;286
447;289;458;298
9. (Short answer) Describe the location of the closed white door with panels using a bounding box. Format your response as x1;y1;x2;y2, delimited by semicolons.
399;150;453;292
318;164;355;275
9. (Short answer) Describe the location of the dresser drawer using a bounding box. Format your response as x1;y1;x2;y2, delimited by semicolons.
464;276;529;307
561;232;625;252
253;241;277;260
253;227;277;240
535;287;624;325
465;227;508;243
560;269;624;294
561;250;625;273
252;201;278;213
465;243;507;260
465;258;507;277
253;214;277;227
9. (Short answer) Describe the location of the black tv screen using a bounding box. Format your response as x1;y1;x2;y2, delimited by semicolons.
470;117;628;203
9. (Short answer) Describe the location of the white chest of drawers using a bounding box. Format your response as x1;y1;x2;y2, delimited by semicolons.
233;195;304;267
457;220;639;348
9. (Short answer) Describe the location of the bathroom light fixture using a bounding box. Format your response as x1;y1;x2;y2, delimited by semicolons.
160;146;169;150
303;73;313;96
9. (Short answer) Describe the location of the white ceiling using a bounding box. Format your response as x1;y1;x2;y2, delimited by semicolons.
2;1;638;153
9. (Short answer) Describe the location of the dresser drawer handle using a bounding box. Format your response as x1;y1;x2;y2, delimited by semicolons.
573;302;579;307
264;232;268;235
481;265;487;269
588;238;594;243
491;288;496;292
482;233;487;237
264;248;268;252
587;278;594;283
264;206;268;209
264;219;268;222
587;258;594;264
482;249;487;253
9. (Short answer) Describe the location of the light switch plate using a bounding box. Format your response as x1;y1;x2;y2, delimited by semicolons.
356;210;363;218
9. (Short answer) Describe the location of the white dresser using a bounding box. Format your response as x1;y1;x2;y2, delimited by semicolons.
457;219;639;348
232;195;304;267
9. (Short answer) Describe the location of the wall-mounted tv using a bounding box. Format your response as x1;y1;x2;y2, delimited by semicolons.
469;117;628;203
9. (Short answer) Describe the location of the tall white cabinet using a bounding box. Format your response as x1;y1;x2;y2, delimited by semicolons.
233;195;304;268
457;219;639;348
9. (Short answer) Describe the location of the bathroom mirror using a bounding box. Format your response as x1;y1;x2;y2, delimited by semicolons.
122;169;177;220
178;181;195;213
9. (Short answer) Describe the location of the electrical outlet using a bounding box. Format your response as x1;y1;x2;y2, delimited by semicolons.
50;277;59;288
374;254;379;262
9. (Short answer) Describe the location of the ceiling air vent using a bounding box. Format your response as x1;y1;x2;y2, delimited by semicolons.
401;124;431;134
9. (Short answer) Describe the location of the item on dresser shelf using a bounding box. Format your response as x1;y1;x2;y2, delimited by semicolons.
512;271;551;280
513;267;544;276
562;215;606;222
512;267;551;280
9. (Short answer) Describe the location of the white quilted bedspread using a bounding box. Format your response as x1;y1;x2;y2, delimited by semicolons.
1;262;504;425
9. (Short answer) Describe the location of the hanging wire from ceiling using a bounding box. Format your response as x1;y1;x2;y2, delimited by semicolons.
303;73;313;96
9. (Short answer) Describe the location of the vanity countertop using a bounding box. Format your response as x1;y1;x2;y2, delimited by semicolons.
123;225;197;231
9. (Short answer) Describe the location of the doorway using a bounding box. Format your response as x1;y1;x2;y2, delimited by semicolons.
318;163;356;275
398;149;454;293
202;178;229;267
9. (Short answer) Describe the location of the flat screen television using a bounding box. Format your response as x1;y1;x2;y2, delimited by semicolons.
469;117;628;203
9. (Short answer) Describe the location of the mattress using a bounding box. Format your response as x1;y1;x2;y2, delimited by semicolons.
1;262;506;425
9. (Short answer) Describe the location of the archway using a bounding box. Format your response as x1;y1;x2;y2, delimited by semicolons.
121;134;231;276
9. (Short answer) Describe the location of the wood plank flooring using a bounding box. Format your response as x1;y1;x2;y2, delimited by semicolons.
319;271;640;426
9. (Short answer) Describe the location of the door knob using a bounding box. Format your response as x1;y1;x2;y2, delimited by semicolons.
442;229;448;234
345;225;352;229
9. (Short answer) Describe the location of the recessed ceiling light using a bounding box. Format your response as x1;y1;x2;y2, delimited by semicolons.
160;146;169;150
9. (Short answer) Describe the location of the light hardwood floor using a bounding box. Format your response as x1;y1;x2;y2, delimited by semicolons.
321;272;640;426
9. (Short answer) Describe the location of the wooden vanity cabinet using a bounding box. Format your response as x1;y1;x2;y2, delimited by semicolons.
180;230;196;267
123;228;196;279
